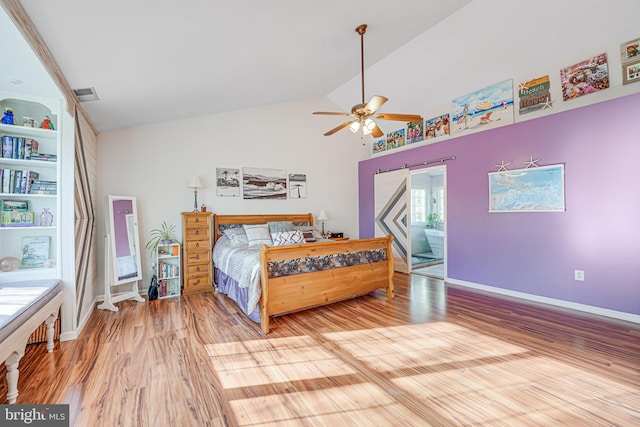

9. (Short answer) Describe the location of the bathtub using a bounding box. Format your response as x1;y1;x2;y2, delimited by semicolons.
424;228;444;259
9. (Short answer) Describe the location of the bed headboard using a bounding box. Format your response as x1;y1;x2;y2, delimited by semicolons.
212;213;314;242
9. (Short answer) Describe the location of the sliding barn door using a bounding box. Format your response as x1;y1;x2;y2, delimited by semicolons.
374;169;410;273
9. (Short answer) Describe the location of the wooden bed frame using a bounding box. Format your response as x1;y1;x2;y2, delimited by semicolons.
213;213;395;333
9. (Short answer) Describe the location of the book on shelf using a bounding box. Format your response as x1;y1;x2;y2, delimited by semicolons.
1;136;39;160
29;180;56;195
0;169;41;194
30;153;57;162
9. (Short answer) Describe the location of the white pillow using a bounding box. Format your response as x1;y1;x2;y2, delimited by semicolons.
229;234;248;247
243;224;272;247
223;227;245;238
271;230;305;246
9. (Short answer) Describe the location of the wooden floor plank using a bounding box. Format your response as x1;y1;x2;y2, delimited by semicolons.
1;274;639;426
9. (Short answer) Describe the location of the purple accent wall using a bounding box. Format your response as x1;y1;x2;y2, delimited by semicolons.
359;92;640;316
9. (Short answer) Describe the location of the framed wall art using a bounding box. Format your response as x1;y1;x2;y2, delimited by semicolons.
560;53;609;100
216;167;241;197
489;164;565;213
451;79;514;136
288;173;307;198
620;37;640;63
622;59;640;85
242;167;287;200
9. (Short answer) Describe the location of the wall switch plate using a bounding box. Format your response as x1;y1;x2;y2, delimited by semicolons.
574;270;585;281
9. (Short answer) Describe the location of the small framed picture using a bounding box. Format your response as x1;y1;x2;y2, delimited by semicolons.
620;38;640;63
1;199;30;212
622;59;640;85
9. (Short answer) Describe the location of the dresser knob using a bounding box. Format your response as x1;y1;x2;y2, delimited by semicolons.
196;279;200;284
196;254;200;259
196;266;200;271
196;242;200;247
196;230;200;235
195;218;200;223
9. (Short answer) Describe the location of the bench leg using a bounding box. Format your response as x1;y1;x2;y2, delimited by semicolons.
45;313;57;353
5;352;21;404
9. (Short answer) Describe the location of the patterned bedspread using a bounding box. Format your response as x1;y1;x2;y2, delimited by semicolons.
213;235;389;317
212;236;262;314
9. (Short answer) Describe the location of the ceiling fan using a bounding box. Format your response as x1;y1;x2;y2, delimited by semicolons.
313;24;422;138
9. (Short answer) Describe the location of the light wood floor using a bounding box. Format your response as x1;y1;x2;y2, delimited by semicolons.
2;274;639;426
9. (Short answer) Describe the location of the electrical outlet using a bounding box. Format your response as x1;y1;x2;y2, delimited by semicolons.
574;270;585;281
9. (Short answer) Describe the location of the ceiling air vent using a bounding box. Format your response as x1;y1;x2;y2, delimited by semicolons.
73;87;99;102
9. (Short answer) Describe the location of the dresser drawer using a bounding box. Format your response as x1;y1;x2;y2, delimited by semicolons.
185;276;210;290
185;227;210;240
184;215;210;228
185;248;209;264
186;240;209;251
186;263;210;277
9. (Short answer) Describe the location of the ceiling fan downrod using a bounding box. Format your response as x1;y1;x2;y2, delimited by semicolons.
356;24;367;105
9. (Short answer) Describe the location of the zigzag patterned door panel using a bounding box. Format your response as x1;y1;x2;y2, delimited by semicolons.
374;169;410;273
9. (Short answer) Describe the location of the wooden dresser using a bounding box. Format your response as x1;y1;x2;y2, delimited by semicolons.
181;212;213;294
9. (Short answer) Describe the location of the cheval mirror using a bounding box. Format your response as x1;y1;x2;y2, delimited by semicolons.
98;195;145;311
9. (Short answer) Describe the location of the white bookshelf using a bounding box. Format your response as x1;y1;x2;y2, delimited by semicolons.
156;243;181;298
0;95;60;281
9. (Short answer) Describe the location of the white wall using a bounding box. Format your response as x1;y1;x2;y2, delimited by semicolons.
96;96;370;291
329;0;640;151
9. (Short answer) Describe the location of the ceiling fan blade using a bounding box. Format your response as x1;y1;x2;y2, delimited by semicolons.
364;95;388;114
324;120;356;136
371;124;384;138
313;111;351;116
375;113;423;123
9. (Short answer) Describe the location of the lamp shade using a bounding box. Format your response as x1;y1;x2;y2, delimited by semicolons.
188;176;203;188
317;210;328;221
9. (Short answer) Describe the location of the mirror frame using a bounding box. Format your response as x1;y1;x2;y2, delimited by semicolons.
106;195;143;286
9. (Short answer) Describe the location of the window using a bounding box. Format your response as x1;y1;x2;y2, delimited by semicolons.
411;188;427;223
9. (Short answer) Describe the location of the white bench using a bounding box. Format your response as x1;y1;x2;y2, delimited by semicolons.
0;279;63;404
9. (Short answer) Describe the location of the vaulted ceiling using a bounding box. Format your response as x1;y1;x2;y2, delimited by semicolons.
1;0;472;132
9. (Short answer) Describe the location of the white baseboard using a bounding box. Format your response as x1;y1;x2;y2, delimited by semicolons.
446;278;640;325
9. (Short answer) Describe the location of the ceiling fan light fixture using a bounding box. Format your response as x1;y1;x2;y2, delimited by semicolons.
348;121;360;133
364;118;376;131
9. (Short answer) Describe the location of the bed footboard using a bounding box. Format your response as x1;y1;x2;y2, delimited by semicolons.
258;236;394;333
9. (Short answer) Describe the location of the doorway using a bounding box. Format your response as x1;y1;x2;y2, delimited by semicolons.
410;166;446;279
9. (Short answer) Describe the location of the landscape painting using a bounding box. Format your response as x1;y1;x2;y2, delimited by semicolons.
451;79;514;136
243;167;287;200
216;167;240;197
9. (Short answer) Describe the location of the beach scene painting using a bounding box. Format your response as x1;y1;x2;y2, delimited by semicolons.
451;79;514;136
242;167;287;200
216;167;240;197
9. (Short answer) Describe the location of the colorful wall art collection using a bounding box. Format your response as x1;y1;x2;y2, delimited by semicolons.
372;37;639;155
